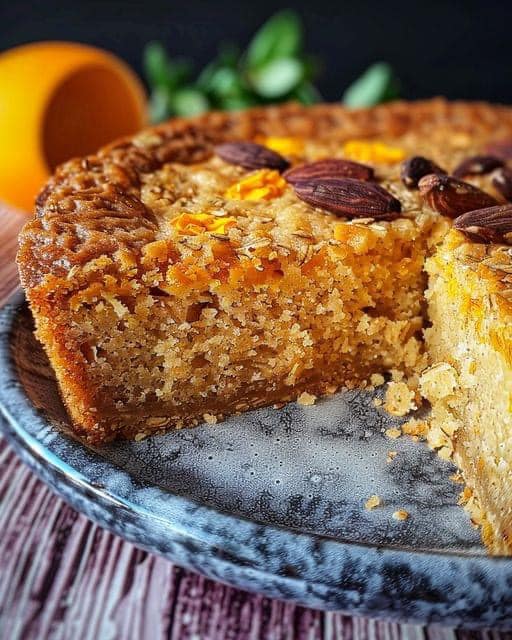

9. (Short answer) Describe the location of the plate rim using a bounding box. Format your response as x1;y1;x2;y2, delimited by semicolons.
2;291;512;627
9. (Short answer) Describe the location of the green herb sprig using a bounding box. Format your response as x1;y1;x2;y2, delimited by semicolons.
144;10;320;123
143;11;400;123
342;62;401;108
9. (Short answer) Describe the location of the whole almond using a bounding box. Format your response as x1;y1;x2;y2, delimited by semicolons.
215;142;290;172
284;158;374;184
293;178;401;220
453;155;504;178
453;204;512;244
418;174;497;218
492;166;512;201
400;156;446;189
485;139;512;160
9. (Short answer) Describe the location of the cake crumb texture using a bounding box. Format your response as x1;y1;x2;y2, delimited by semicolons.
422;229;512;553
384;381;416;416
365;495;381;510
297;392;317;406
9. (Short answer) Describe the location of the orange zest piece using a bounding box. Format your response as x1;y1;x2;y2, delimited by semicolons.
257;136;304;156
343;140;406;164
171;212;237;235
224;169;287;201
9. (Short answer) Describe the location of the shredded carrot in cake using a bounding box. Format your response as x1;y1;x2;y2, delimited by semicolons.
257;136;304;156
171;213;237;235
343;140;406;164
225;169;287;201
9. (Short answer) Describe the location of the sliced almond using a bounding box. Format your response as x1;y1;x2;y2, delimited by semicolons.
215;142;289;172
418;174;497;218
293;178;401;220
284;158;374;184
453;204;512;244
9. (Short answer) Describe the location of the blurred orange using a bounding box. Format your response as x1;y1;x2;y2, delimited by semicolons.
0;42;147;211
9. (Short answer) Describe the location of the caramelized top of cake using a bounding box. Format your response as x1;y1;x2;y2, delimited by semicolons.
17;99;512;303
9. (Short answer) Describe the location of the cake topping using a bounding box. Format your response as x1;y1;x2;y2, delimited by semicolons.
215;141;290;172
418;174;497;218
400;156;447;189
224;168;287;201
452;155;504;178
293;177;401;220
453;204;512;244
492;167;512;202
171;213;237;236
256;136;304;156
284;158;374;184
343;140;406;164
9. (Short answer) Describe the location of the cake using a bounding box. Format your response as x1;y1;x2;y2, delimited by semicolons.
17;99;512;552
421;221;512;554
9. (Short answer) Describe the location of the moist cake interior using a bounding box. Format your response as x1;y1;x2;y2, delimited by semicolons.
421;231;512;554
23;137;451;440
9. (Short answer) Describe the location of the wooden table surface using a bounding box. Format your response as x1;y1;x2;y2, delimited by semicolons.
0;203;510;639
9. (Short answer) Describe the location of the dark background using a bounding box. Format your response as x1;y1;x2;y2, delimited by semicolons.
1;0;510;103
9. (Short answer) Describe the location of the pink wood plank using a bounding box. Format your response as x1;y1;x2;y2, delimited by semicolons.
0;438;505;639
0;201;27;305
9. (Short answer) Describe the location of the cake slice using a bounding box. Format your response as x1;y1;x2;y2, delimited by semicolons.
422;219;512;554
16;147;445;441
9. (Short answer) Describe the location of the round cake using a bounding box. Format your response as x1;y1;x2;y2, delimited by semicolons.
17;99;512;553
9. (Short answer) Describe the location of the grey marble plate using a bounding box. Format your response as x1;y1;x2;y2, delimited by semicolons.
1;293;512;628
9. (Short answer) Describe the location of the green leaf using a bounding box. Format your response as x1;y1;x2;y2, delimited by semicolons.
144;42;172;88
170;87;210;117
143;41;191;91
248;57;304;99
216;43;240;67
219;95;259;111
198;65;239;96
148;86;173;124
245;10;302;69
198;46;239;91
197;60;257;111
290;81;322;105
342;62;400;108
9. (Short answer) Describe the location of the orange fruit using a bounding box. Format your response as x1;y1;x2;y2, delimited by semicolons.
0;42;147;211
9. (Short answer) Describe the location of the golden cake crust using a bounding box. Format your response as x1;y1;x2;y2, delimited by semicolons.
17;98;512;294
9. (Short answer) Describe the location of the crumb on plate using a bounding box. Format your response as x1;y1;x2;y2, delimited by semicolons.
297;391;317;406
385;426;402;440
365;494;381;510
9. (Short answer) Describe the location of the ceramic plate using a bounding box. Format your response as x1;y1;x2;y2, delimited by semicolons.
1;293;512;628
